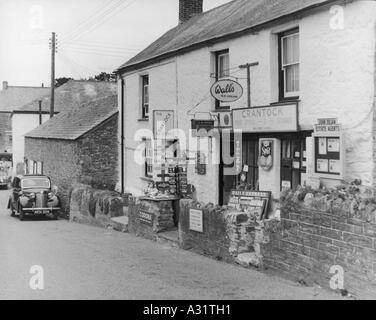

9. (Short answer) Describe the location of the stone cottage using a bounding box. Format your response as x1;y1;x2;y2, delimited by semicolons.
13;80;117;175
24;95;118;216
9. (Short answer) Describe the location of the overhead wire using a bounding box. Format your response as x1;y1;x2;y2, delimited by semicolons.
63;0;137;42
61;0;122;41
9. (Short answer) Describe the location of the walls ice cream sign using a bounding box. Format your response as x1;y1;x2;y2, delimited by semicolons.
210;79;243;103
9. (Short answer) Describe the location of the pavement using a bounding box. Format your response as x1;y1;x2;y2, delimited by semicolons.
0;190;344;300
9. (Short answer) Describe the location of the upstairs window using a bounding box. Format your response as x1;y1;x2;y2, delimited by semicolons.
280;29;300;99
215;50;230;109
141;75;149;119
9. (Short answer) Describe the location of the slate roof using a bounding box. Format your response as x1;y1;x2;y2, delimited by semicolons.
116;0;337;72
25;95;118;140
0;85;50;113
17;80;117;113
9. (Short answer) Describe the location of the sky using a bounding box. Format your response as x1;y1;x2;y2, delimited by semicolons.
0;0;231;87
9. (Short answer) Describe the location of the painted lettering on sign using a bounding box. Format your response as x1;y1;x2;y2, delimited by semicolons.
138;210;154;226
210;79;243;103
189;209;203;232
232;104;298;133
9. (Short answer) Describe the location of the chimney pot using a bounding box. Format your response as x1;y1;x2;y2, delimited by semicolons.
179;0;203;24
2;81;8;90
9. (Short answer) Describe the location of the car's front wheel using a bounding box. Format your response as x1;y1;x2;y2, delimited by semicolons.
18;204;25;221
52;211;59;220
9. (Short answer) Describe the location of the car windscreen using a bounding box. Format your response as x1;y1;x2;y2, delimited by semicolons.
21;177;50;189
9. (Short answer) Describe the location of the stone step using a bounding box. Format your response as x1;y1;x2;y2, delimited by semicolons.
156;229;179;248
110;216;129;233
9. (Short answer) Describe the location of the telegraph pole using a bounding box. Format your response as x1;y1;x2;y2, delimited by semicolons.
38;100;42;125
239;62;259;108
49;32;56;118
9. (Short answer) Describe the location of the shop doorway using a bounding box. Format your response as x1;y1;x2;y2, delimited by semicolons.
219;136;259;205
280;137;307;190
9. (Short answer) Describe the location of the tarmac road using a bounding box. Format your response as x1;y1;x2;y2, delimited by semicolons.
0;189;343;300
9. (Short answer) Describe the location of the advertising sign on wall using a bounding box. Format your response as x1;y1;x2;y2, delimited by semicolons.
153;110;174;140
138;209;154;226
228;190;271;219
210;79;243;103
189;209;203;232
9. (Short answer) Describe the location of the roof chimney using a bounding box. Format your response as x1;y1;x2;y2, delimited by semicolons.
2;81;8;90
179;0;203;24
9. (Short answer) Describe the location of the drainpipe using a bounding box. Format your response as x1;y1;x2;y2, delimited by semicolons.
119;74;125;194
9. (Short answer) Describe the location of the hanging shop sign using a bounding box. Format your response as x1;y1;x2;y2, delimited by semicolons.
210;79;243;103
259;140;273;171
138;209;154;226
232;103;298;133
153;110;174;140
191;119;215;137
228;190;271;220
189;208;203;233
312;118;344;180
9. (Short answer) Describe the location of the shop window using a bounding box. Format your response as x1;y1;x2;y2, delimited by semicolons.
144;139;153;178
279;28;300;100
215;49;230;110
141;75;149;119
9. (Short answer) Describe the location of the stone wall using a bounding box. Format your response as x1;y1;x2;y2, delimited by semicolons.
179;200;232;263
177;183;376;298
261;185;376;299
70;184;126;229
77;114;118;191
0;113;11;152
128;197;176;241
24;137;81;216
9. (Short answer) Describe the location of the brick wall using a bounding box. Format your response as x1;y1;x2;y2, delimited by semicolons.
179;0;202;24
24;114;118;216
261;189;376;299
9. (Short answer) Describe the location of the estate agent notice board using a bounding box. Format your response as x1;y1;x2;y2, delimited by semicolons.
312;118;344;180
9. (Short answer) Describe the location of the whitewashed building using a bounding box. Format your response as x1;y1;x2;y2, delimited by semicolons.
116;0;376;208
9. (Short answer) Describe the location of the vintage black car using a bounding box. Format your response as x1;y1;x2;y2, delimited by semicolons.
8;175;60;220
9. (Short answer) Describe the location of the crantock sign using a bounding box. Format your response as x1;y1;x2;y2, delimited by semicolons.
210;79;243;103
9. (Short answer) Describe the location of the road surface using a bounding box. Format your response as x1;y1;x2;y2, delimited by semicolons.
0;190;342;300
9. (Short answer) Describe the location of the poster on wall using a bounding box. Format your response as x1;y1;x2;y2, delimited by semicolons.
329;159;340;174
153;110;174;140
189;209;203;232
259;140;273;171
318;138;327;155
317;159;329;173
281;180;291;189
327;138;340;153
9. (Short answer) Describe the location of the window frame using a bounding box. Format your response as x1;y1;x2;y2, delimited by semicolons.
141;75;149;120
279;28;300;100
215;49;230;110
